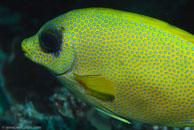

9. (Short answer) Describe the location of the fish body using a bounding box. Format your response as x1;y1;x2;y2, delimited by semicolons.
22;8;194;127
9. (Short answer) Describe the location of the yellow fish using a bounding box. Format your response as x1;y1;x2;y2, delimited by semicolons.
21;8;194;127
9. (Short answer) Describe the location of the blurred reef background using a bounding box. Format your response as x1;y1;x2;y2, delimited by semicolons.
0;0;194;130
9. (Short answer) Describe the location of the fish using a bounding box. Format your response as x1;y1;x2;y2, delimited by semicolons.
21;8;194;127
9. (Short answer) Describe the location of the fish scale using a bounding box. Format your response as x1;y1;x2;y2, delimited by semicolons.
22;8;194;127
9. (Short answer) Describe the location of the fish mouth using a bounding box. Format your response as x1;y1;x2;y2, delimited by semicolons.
22;49;33;58
21;38;33;58
21;48;28;55
24;52;31;57
21;44;33;58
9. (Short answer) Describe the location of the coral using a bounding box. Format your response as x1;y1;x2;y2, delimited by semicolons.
10;101;97;130
50;87;89;119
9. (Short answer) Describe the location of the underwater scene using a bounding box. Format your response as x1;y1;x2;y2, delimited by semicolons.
1;0;194;130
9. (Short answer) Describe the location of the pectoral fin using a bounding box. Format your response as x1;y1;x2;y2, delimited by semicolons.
73;74;115;101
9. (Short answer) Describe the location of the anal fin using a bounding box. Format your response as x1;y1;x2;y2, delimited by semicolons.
96;108;131;124
164;120;194;127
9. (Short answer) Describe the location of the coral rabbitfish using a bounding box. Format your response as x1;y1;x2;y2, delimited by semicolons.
22;8;194;127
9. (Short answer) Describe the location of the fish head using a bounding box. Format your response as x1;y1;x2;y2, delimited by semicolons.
21;21;75;75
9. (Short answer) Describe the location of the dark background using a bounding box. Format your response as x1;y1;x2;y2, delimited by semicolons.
0;0;194;128
1;0;194;52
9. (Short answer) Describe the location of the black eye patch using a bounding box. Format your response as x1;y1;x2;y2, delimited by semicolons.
39;31;59;53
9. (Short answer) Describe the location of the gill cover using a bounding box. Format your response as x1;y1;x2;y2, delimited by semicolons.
21;27;75;75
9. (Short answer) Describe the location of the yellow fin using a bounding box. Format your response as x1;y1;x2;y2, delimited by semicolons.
73;74;115;101
96;108;131;124
164;120;194;127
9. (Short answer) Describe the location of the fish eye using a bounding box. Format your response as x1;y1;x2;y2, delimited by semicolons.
39;31;59;53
